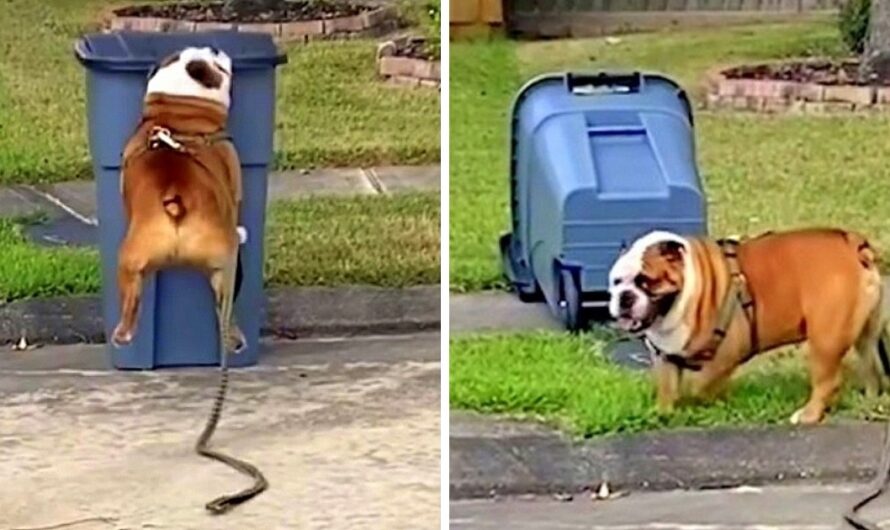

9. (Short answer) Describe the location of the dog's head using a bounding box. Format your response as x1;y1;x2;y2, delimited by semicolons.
145;47;233;108
608;231;688;333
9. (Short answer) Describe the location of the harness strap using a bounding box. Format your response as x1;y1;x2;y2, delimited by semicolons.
650;237;759;371
147;126;232;153
122;126;232;195
714;238;758;355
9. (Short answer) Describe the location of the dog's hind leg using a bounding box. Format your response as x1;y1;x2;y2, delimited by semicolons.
792;333;849;425
854;303;886;398
852;239;887;397
209;251;244;355
112;237;150;347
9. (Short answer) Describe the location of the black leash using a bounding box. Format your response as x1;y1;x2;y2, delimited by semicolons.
194;250;268;514
844;335;890;529
843;418;890;530
194;356;268;514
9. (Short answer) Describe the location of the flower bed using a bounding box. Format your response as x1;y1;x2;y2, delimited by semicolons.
376;37;440;88
106;1;398;42
706;59;890;114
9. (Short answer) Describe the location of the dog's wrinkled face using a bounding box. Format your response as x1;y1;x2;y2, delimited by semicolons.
145;47;233;108
608;232;687;333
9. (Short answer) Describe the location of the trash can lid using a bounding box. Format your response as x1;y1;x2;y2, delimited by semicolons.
75;31;287;72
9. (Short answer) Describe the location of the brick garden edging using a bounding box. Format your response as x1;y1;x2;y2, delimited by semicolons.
706;63;890;114
376;38;440;88
105;5;397;43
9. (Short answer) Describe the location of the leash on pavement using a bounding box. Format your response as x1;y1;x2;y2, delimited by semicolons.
194;249;268;514
843;417;890;529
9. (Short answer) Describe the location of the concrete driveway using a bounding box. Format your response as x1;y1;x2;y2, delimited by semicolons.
0;334;440;530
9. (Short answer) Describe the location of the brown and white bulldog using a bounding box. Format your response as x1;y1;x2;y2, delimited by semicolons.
608;228;889;424
111;46;245;353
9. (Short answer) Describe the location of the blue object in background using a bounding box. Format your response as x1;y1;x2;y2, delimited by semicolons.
501;72;708;331
75;31;286;369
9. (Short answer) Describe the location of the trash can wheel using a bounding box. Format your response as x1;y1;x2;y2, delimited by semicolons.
559;269;586;333
516;283;542;303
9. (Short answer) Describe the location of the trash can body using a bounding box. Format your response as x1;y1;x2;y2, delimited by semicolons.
501;72;707;330
76;31;286;368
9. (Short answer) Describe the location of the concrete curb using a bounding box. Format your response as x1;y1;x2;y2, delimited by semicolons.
450;413;884;499
0;285;439;345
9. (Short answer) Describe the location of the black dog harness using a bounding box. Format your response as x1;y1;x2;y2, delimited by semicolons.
645;238;758;371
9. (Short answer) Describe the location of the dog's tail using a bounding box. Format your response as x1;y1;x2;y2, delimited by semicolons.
162;191;185;220
844;230;878;270
851;232;890;393
859;236;890;377
855;266;890;396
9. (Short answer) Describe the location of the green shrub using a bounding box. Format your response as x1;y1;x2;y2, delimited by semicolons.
422;1;441;60
839;0;871;54
397;0;440;60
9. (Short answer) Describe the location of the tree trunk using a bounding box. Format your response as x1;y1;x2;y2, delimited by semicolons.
223;0;288;17
862;0;890;82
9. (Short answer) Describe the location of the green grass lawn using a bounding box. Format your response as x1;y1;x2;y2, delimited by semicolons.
450;20;890;292
0;193;439;301
0;0;439;184
265;193;440;287
0;218;101;300
451;332;890;437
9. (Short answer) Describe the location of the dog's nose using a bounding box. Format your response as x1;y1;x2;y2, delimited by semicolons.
618;290;636;311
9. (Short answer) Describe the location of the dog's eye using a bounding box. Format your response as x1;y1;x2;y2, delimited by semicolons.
634;275;651;290
611;278;620;286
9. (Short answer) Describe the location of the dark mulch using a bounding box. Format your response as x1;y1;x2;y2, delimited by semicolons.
396;38;437;61
115;1;371;23
722;59;890;87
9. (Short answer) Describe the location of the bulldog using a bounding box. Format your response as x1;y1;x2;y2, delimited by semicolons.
608;228;889;424
111;46;245;353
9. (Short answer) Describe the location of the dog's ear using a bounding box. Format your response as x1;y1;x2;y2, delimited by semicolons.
656;240;684;263
147;52;181;80
618;239;628;255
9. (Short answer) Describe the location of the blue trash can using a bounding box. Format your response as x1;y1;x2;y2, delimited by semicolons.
75;31;286;369
501;72;708;331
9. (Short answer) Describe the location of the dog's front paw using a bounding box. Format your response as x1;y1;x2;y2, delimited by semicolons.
111;324;134;348
790;406;824;425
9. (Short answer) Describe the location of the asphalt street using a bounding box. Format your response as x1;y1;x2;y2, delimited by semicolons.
451;484;890;530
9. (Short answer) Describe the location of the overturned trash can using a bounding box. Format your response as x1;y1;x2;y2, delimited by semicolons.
501;72;708;331
75;31;286;369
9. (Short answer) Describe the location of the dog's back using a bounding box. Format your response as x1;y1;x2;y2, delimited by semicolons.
122;112;241;230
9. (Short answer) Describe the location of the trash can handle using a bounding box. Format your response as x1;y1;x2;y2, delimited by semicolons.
565;72;643;95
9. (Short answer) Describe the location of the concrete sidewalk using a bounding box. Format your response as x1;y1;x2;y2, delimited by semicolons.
450;291;560;334
452;484;890;529
0;164;440;223
0;333;440;529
